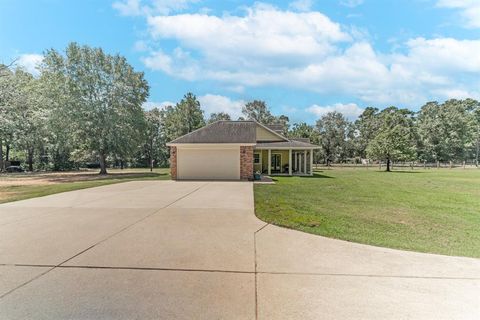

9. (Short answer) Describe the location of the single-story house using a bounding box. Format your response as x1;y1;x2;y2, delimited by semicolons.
166;120;320;180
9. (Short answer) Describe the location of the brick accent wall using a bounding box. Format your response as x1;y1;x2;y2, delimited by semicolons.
169;146;177;180
240;146;254;180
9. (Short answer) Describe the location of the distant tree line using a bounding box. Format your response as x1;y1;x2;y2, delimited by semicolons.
1;43;479;173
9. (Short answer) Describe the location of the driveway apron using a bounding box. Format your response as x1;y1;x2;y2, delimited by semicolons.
0;181;479;319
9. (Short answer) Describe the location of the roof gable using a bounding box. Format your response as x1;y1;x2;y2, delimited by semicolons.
255;123;288;142
168;121;257;144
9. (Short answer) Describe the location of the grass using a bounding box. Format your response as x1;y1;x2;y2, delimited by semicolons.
254;168;480;258
0;168;170;204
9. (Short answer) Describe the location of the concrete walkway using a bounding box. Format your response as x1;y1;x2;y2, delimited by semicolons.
0;181;479;319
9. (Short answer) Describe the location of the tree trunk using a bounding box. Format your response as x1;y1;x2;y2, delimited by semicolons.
0;139;3;172
27;148;34;172
386;157;391;172
120;160;124;170
99;152;107;175
150;142;153;172
6;144;10;161
476;136;479;167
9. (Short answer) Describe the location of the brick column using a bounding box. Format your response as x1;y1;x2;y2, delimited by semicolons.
170;146;177;180
240;146;254;180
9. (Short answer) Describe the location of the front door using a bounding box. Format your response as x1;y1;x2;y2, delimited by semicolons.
271;154;281;172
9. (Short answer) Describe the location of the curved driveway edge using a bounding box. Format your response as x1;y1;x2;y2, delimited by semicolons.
0;181;479;319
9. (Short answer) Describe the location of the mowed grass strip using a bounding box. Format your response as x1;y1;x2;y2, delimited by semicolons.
254;169;480;258
0;168;170;204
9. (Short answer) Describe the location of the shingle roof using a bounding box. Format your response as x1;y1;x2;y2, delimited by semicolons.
255;140;320;149
291;138;311;143
264;124;284;134
168;121;257;144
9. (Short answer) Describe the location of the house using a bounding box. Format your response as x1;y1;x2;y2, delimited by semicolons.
166;121;320;180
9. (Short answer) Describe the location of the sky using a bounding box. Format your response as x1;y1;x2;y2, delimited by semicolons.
1;0;479;124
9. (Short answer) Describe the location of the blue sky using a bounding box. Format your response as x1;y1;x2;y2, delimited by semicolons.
1;0;479;124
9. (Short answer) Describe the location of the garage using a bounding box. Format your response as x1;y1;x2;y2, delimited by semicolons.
177;147;240;180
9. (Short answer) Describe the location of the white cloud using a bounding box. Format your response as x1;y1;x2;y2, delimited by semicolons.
137;4;480;105
307;103;364;119
198;94;245;119
17;54;43;76
133;40;149;52
142;48;199;80
437;0;480;28
142;50;173;73
289;0;313;12
147;4;350;69
113;0;142;16
113;0;197;16
340;0;364;8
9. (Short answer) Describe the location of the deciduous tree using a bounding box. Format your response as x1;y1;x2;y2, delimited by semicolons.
366;107;417;171
207;112;231;123
162;92;205;142
42;43;149;174
315;111;350;165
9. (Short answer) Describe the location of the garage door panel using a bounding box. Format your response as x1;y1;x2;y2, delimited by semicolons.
177;148;240;180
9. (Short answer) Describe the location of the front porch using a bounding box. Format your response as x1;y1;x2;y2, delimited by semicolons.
253;148;314;176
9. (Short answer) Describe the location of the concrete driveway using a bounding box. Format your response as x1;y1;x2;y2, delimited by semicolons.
0;181;479;319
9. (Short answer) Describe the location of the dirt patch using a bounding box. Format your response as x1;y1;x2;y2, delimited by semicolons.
0;170;160;187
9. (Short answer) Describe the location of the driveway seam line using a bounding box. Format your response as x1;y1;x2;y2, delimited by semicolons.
2;264;479;280
163;182;209;209
0;266;55;299
60;182;208;267
254;231;258;320
254;223;269;234
253;224;268;320
0;182;209;299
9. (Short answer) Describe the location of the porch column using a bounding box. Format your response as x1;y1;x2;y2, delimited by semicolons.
288;149;292;175
268;149;271;175
310;150;313;175
303;150;307;174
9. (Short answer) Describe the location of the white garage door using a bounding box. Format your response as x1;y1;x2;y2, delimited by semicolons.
177;147;240;180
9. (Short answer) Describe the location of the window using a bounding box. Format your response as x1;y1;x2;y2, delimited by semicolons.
254;153;260;164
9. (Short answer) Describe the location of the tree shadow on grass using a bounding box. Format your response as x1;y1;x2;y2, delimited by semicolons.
271;172;334;181
377;170;425;174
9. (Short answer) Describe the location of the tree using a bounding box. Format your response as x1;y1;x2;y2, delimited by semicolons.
472;101;480;166
143;108;167;170
315;111;350;165
417;99;473;164
162;92;205;142
354;107;380;158
242;100;290;132
275;114;290;135
207;112;231;123
39;50;78;170
42;43;149;174
366;107;416;171
10;69;48;171
289;122;317;141
0;65;16;171
242;100;275;124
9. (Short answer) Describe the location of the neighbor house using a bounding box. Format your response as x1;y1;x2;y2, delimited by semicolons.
166;121;320;180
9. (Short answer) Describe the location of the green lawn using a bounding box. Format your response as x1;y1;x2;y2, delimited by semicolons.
254;169;480;258
0;168;170;204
